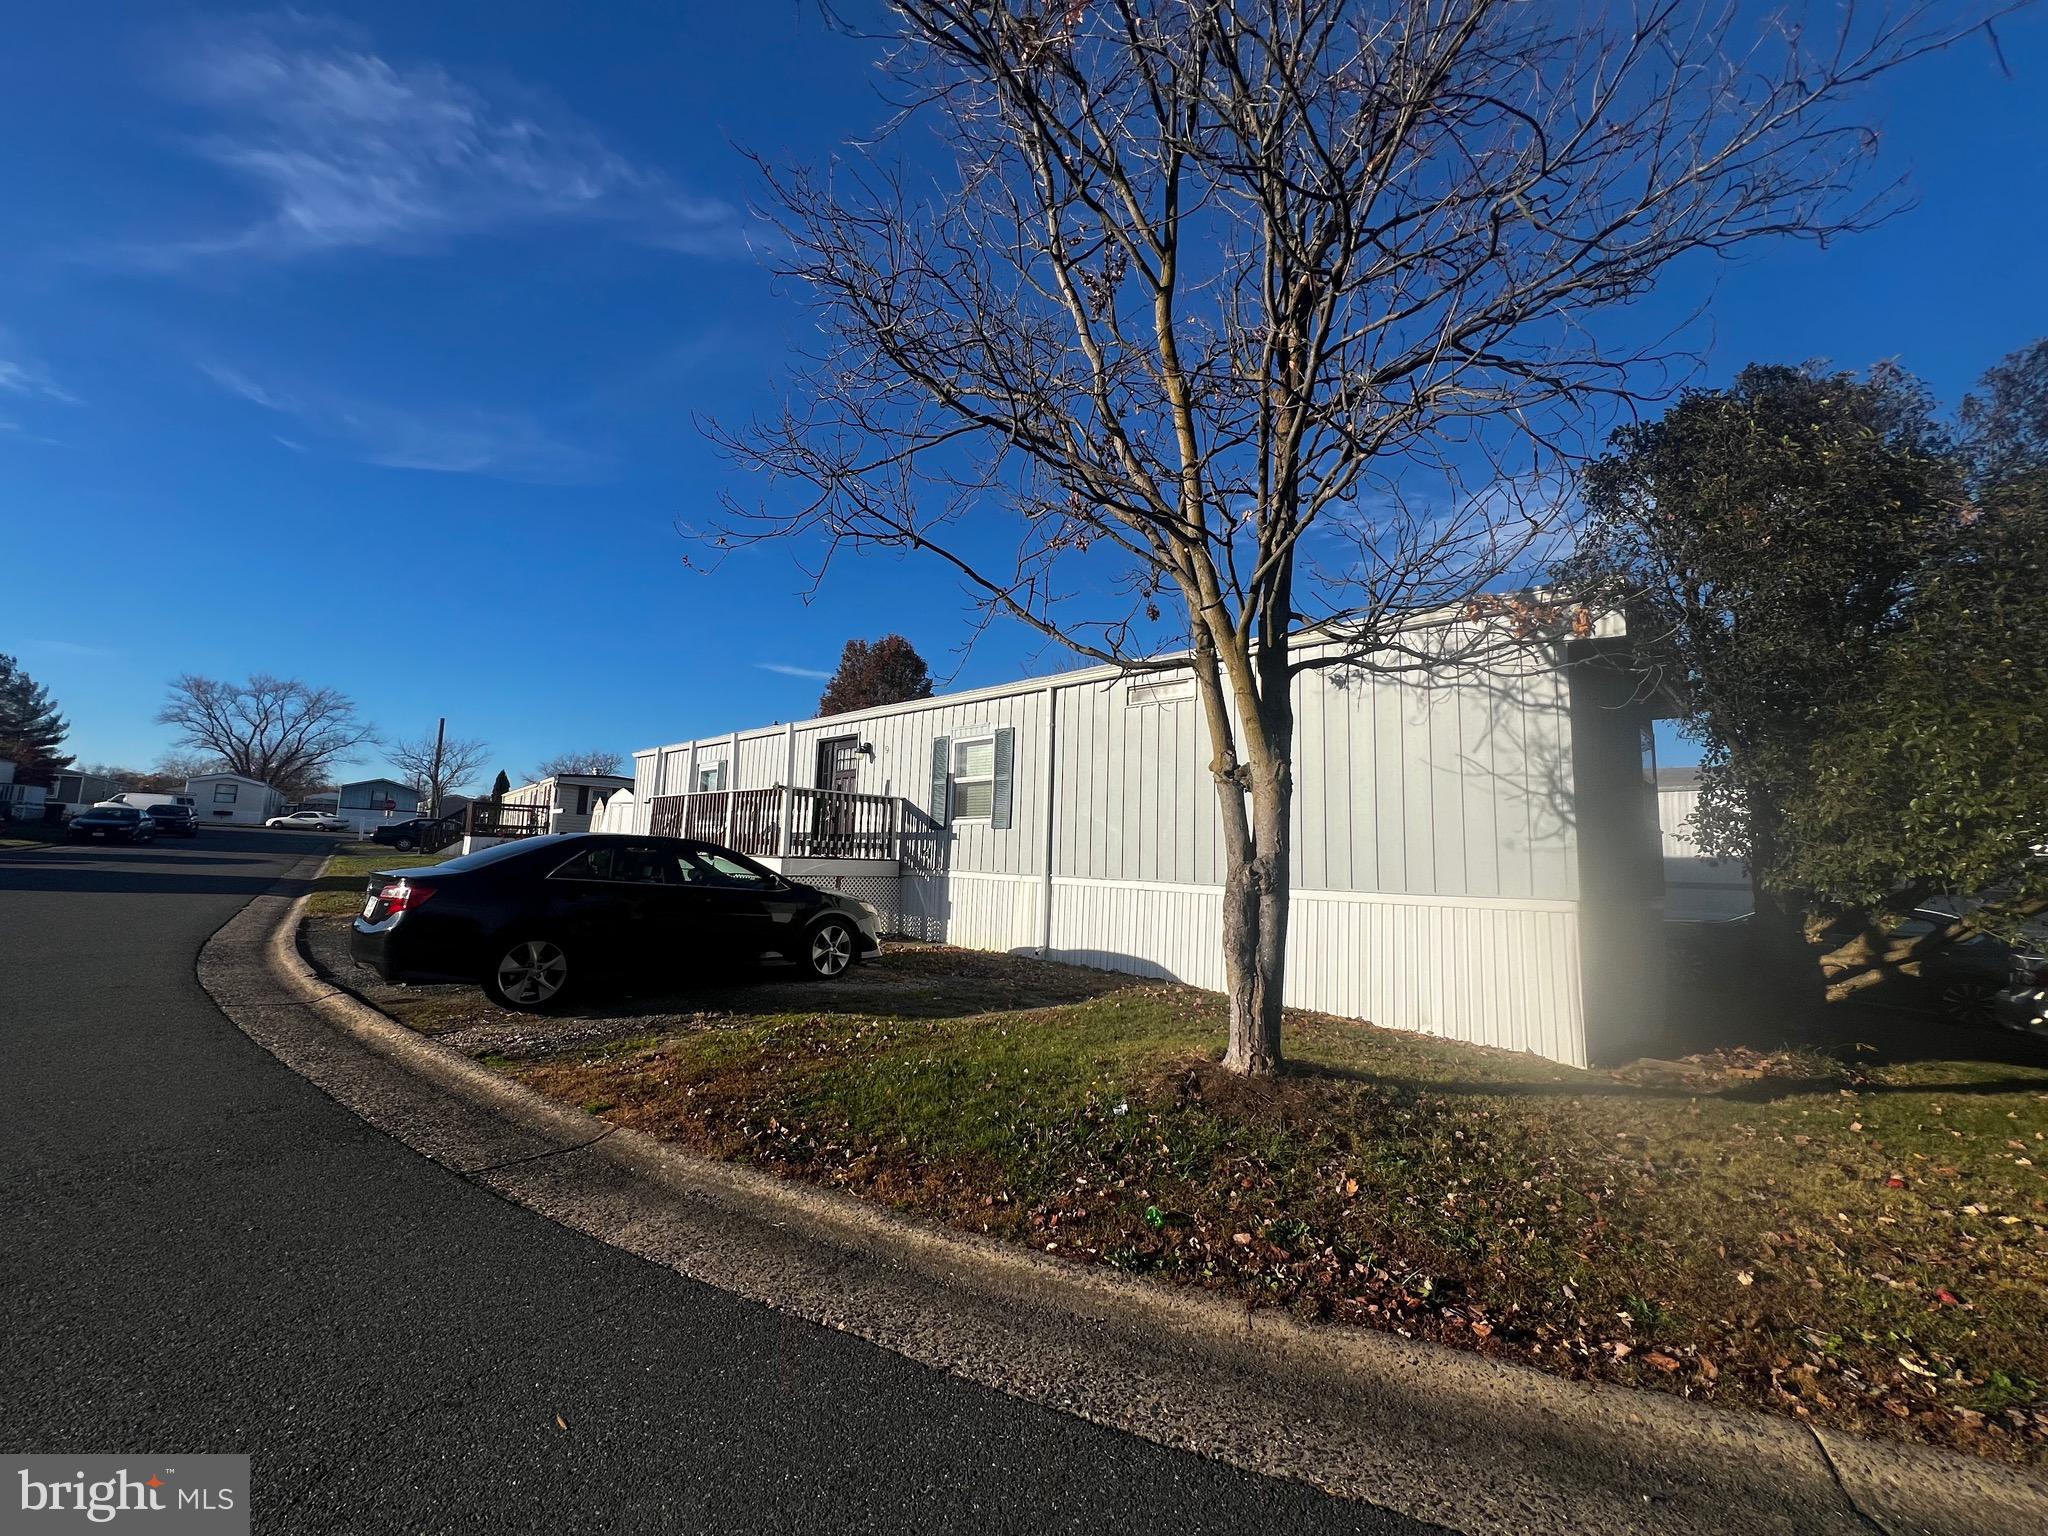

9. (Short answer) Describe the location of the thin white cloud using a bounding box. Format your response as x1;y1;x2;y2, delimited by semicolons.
0;329;82;405
148;13;748;263
24;639;120;659
198;359;606;483
755;663;832;681
198;361;299;413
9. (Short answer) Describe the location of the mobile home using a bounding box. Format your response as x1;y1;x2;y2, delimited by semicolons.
502;773;632;835
625;627;1668;1069
44;770;123;819
1656;767;1751;921
336;777;422;836
186;772;287;826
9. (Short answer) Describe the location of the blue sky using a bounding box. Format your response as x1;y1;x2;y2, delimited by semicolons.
3;4;2044;785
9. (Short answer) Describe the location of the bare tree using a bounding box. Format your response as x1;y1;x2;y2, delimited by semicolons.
387;731;492;817
713;0;2008;1075
534;750;625;779
154;749;225;785
158;675;372;798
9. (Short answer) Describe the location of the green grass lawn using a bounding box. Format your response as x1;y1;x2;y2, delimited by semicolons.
306;842;441;916
489;945;2048;1462
0;819;68;850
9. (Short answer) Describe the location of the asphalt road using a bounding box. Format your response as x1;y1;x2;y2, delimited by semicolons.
0;831;1436;1534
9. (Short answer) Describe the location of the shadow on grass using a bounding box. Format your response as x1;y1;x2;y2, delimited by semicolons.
1289;1057;2048;1105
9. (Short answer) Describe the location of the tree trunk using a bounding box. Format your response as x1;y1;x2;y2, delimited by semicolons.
1219;764;1292;1075
1744;801;1810;988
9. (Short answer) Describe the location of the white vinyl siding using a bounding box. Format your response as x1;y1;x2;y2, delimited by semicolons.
631;623;1637;1066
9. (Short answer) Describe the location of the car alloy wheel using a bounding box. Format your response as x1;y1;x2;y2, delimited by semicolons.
496;941;570;1007
394;836;416;852
808;921;854;979
1938;979;2000;1028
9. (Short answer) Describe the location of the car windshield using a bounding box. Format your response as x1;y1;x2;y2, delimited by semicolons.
92;807;139;820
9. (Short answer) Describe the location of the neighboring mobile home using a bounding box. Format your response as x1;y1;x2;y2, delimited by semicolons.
336;777;422;836
0;758;47;822
1656;767;1751;921
502;773;632;835
44;770;123;819
186;771;286;826
624;624;1669;1069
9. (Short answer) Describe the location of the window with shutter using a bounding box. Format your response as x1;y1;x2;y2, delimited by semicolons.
990;727;1015;830
951;736;995;820
929;736;951;824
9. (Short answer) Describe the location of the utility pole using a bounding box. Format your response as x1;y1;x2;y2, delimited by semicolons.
428;717;446;819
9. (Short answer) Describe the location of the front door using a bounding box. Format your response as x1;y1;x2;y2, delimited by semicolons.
816;736;860;795
814;737;861;855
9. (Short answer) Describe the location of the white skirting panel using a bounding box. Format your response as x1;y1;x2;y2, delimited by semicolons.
900;870;1043;953
1045;876;1586;1068
1285;889;1586;1067
1049;878;1227;989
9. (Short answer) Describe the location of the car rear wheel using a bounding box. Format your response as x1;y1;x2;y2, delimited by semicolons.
803;919;856;980
1938;979;2001;1028
486;938;575;1011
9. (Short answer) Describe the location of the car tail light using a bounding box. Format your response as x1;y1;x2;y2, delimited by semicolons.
378;880;437;915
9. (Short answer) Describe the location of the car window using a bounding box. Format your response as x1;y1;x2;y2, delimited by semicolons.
549;844;671;885
678;847;776;889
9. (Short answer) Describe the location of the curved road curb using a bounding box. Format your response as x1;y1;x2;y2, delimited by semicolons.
199;869;2048;1536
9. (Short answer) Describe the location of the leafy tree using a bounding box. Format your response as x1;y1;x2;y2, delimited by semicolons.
1775;346;2048;992
1959;337;2048;490
817;636;934;717
158;675;372;798
490;769;512;801
0;655;74;786
712;1;1979;1073
534;750;624;778
1571;363;1959;961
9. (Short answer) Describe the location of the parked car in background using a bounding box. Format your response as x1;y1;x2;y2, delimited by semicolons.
106;792;197;815
66;805;156;844
349;833;883;1011
144;803;199;837
265;810;349;832
1674;908;2048;1029
370;817;441;852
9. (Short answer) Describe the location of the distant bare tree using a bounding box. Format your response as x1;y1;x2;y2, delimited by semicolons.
154;749;225;786
713;0;2010;1075
158;675;371;798
387;732;492;817
534;750;624;779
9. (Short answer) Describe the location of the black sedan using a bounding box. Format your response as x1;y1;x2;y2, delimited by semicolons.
370;817;439;852
144;804;199;837
66;805;157;844
349;833;883;1010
